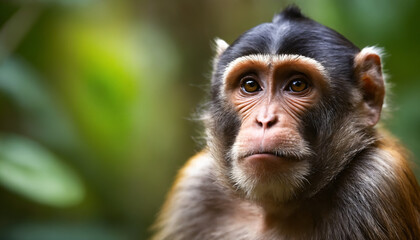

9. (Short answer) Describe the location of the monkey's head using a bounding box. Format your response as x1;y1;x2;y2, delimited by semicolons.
205;6;385;204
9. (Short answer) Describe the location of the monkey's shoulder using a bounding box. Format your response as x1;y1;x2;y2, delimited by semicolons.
173;150;234;208
152;151;238;240
329;131;420;238
177;150;214;182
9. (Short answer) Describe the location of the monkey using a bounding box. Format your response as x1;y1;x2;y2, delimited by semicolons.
152;6;420;240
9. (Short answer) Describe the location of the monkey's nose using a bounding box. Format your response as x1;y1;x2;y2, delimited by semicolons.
256;114;278;129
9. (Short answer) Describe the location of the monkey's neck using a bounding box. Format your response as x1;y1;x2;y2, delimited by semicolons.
235;187;334;237
233;198;317;237
258;197;324;229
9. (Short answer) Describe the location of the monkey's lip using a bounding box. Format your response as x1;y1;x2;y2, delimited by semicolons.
241;152;299;171
241;152;297;162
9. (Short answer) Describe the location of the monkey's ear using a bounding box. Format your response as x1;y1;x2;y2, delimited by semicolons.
354;47;385;127
213;38;229;58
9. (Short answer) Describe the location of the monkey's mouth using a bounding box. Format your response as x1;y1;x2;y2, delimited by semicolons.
241;151;299;162
238;151;303;172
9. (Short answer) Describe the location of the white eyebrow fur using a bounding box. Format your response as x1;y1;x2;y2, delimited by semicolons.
222;54;328;84
220;54;329;97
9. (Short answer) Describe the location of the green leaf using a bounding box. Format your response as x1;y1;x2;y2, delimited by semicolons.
0;57;80;151
0;134;85;207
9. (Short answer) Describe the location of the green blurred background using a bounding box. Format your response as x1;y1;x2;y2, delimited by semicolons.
0;0;419;239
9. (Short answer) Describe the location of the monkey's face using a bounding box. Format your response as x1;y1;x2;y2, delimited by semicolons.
207;12;384;204
221;54;329;202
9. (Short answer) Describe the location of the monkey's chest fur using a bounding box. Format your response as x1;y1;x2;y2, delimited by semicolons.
155;147;420;240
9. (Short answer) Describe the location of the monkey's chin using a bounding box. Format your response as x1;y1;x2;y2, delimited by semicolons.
230;154;310;203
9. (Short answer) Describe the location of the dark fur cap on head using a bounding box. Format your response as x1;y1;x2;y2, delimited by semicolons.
272;5;306;22
214;5;360;88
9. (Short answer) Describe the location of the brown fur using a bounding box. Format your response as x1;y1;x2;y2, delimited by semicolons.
152;129;420;240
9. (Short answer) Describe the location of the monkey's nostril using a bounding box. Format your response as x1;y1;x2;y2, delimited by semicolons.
267;118;277;128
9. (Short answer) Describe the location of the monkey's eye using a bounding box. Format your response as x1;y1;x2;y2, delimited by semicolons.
241;77;261;93
287;78;308;92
